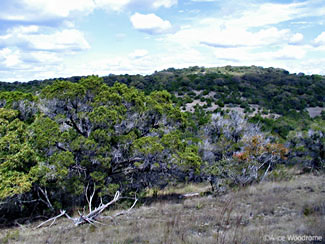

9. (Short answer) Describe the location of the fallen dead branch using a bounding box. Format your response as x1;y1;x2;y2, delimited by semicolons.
35;210;67;229
35;190;138;229
181;193;200;199
101;195;138;219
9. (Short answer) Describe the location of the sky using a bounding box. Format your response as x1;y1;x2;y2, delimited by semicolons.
0;0;325;82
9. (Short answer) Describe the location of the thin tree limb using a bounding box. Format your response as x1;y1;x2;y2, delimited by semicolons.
261;163;272;182
38;187;54;211
35;210;66;229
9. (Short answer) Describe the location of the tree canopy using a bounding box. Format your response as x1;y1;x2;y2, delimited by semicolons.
0;70;323;224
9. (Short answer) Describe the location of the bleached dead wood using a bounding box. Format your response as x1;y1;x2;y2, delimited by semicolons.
101;194;138;219
36;190;138;228
85;183;96;213
181;193;200;198
38;187;54;211
35;210;66;229
73;191;121;226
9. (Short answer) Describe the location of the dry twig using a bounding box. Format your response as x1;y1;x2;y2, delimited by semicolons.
36;190;138;228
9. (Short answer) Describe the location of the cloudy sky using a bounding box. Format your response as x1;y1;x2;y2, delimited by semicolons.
0;0;325;82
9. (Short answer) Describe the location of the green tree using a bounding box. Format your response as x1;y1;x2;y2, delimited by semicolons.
0;108;39;199
39;76;201;204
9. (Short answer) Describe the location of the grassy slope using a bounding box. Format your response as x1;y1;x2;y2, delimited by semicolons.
1;171;324;244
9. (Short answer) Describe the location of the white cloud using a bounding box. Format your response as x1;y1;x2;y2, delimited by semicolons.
26;51;62;64
0;47;67;81
63;21;76;28
314;32;325;46
152;0;177;8
213;44;308;63
94;0;131;11
192;1;325;30
129;49;149;59
0;26;89;81
23;0;95;17
202;27;292;48
191;0;215;2
213;47;251;62
211;44;310;72
10;25;40;34
155;47;206;68
0;0;95;22
272;45;307;60
229;2;305;28
169;23;297;49
161;0;322;76
1;0;325;82
95;0;177;12
59;46;205;78
56;56;154;78
168;1;323;52
0;48;21;68
130;13;172;35
0;27;90;52
284;57;325;75
26;29;90;51
0;0;178;22
289;33;304;44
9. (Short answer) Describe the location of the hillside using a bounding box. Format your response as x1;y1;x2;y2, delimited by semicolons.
1;66;324;141
0;67;324;243
1;171;324;244
1;66;325;114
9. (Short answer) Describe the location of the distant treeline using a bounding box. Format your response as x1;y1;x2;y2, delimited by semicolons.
1;66;324;116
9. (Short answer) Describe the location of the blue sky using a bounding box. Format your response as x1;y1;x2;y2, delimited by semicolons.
0;0;325;82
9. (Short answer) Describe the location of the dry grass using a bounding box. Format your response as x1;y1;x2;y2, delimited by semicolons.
1;172;324;244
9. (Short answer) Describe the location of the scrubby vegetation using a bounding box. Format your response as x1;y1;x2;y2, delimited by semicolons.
1;173;324;243
0;76;201;223
2;65;324;138
0;66;324;241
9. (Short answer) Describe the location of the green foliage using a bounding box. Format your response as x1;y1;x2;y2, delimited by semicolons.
41;80;86;101
28;115;60;152
0;91;38;123
249;111;312;139
3;76;204;218
174;145;202;173
287;119;325;171
0;108;19;122
3;66;324;116
0;91;36;107
133;136;164;154
0;67;323;223
0;109;38;199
